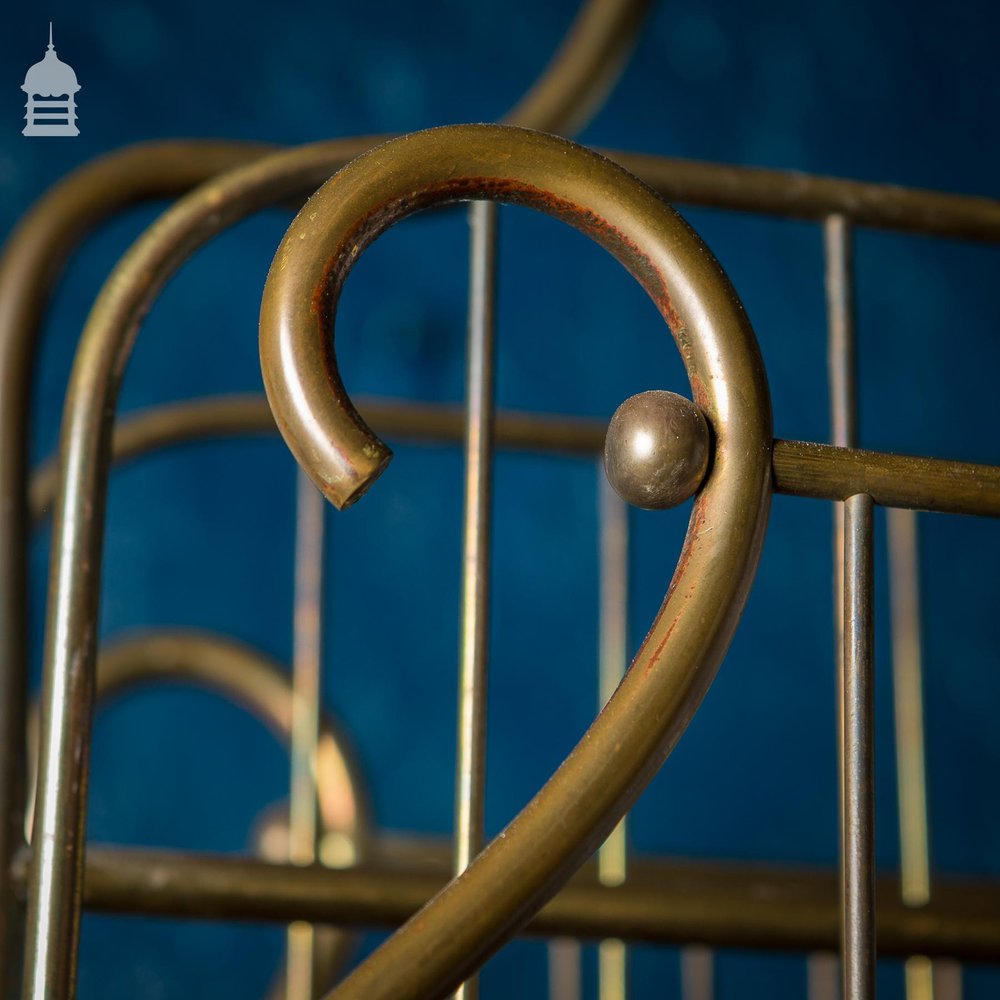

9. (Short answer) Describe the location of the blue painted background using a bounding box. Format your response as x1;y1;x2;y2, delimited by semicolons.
3;0;1000;996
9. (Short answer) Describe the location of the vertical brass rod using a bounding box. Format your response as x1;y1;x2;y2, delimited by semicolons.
822;212;857;1000
888;507;956;1000
887;509;929;903
454;200;499;1000
287;470;327;999
0;480;27;1000
808;955;840;1000
826;215;857;452
843;492;876;1000
597;471;628;1000
547;939;582;1000
932;962;962;1000
681;946;714;1000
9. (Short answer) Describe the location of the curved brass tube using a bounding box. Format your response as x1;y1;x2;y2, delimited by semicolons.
0;142;274;995
258;123;773;999
23;120;771;998
502;0;653;135
23;135;390;999
24;631;369;998
1;3;652;986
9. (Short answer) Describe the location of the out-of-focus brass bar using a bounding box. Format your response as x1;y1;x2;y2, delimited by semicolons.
888;508;948;1000
681;946;714;1000
887;509;930;907
503;0;653;136
28;398;1000;525
24;629;369;996
825;215;857;453
933;961;963;999
808;955;839;1000
611;150;1000;242
843;493;876;1000
287;471;327;1000
453;199;499;1000
548;939;582;1000
11;846;1000;962
597;472;629;1000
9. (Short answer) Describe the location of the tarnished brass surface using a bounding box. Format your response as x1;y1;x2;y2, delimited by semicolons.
259;122;772;999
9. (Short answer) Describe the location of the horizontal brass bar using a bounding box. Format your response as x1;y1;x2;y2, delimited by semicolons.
10;846;1000;962
772;439;1000;517
30;398;1000;523
611;150;1000;242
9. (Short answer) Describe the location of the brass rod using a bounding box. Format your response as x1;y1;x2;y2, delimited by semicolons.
611;150;1000;242
825;210;856;1000
597;472;629;1000
933;961;963;1000
888;508;949;1000
843;493;876;1000
503;0;653;136
453;199;499;1000
19;136;384;1000
771;440;1000;518
825;215;857;452
547;939;582;1000
12;846;1000;961
0;139;273;1000
681;945;714;1000
29;399;1000;527
288;471;327;999
887;509;931;906
808;954;840;1000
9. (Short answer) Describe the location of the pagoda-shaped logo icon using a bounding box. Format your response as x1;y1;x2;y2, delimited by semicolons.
21;24;80;136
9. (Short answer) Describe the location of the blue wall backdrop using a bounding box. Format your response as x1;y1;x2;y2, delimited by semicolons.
3;0;1000;996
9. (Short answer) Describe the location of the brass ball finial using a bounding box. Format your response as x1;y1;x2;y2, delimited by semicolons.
603;390;711;510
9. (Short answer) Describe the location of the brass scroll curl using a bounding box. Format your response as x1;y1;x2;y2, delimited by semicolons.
258;123;774;1000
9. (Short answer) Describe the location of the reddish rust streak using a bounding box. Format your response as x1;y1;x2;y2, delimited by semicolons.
308;174;689;356
646;619;678;675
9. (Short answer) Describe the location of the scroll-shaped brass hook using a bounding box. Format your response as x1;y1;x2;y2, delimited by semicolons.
259;123;773;999
25;630;370;998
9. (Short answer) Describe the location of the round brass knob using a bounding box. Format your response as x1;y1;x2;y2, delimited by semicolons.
604;390;711;510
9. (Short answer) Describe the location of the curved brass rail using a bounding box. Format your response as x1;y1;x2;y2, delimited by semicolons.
258;123;773;999
24;631;369;999
502;0;652;134
23;121;771;999
1;4;652;987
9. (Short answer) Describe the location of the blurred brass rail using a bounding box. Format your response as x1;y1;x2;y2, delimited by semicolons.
29;395;1000;522
10;846;1000;963
612;151;1000;242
